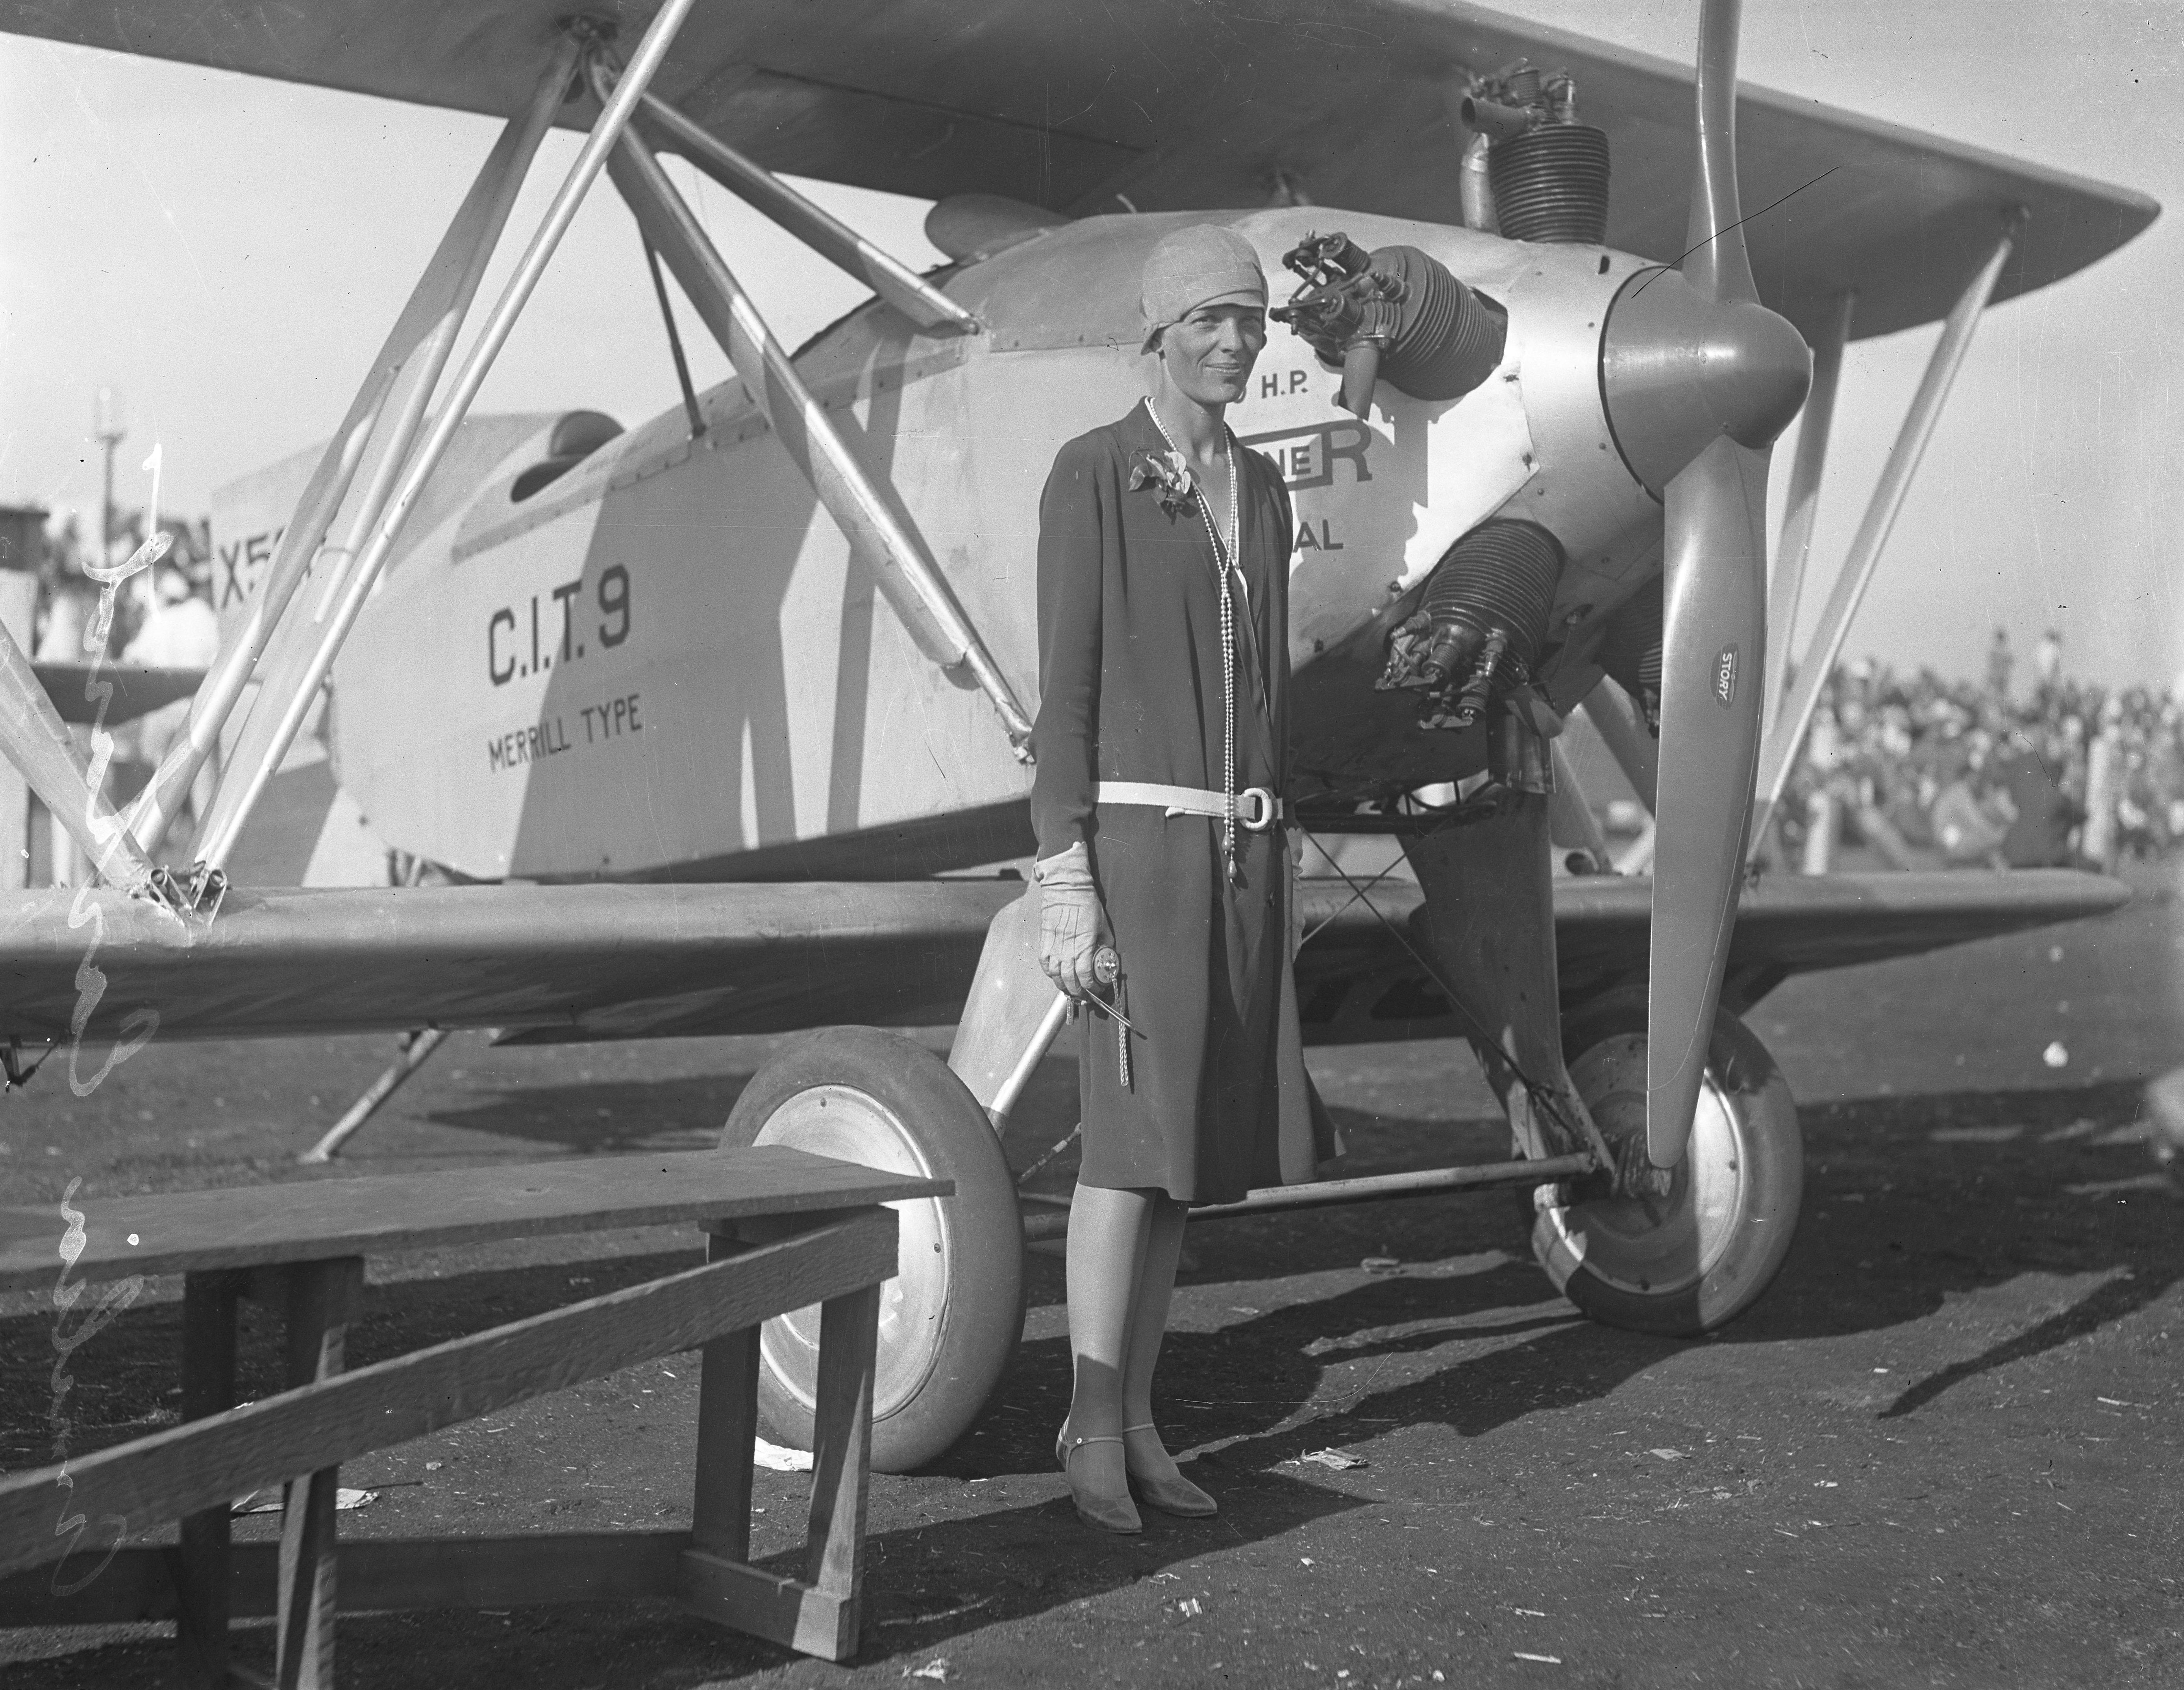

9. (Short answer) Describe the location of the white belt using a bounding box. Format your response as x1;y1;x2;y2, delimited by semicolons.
1098;780;1285;831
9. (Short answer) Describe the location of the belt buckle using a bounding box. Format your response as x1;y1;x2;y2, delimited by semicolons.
1236;786;1277;832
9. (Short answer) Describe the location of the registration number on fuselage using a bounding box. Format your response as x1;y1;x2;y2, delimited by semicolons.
485;564;632;685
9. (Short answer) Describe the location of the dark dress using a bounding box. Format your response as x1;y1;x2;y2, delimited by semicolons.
1031;400;1336;1204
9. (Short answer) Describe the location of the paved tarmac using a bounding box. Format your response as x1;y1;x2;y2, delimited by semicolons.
2;860;2178;1687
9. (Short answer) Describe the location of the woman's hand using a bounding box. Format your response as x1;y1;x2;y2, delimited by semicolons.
1034;843;1105;999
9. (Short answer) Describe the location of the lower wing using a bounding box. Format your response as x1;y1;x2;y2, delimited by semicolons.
1295;867;2129;1044
0;870;2128;1050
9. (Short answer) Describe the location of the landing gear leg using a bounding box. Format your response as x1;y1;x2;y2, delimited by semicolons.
714;893;1046;1475
1540;991;1803;1334
299;1026;452;1163
1402;790;1595;1168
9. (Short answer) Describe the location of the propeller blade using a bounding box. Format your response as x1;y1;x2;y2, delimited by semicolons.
1684;0;1757;309
1646;435;1769;1166
1584;0;1812;1165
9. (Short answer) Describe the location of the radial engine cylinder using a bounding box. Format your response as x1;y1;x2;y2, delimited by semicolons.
1489;124;1611;244
1378;520;1566;731
1596;578;1665;735
1458;67;1611;246
1272;233;1507;416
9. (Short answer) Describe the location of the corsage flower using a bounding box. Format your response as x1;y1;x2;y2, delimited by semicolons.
1129;447;1197;518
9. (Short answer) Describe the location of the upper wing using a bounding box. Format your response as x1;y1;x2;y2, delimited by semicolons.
0;870;2127;1050
4;2;2154;343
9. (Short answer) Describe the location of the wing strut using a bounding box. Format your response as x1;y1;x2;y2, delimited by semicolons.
129;32;582;861
1575;676;1659;814
1765;288;1855;723
1546;740;1616;872
1752;223;2017;845
631;90;981;337
300;1027;452;1164
605;118;1037;760
187;0;701;878
0;590;158;892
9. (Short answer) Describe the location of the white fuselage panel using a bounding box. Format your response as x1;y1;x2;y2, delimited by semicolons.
332;209;1664;880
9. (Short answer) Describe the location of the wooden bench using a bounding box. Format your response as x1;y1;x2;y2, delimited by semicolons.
0;1147;947;1686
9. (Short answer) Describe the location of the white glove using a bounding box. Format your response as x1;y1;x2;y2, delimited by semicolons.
1035;842;1104;1000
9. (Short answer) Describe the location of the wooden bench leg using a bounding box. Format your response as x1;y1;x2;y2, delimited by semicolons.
800;1282;880;1660
690;1236;761;1564
172;1270;240;1690
267;1259;362;1690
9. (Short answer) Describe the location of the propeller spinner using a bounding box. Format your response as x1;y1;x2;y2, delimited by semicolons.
1597;0;1811;1168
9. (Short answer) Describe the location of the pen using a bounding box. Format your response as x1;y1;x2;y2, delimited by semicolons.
1089;945;1146;1040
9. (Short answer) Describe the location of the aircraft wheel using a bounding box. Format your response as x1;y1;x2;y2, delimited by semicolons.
720;1027;1024;1473
1529;992;1803;1336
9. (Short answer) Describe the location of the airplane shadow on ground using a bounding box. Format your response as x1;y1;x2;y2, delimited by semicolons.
413;1057;2178;1445
782;1465;1365;1670
0;1466;1364;1688
992;1073;2182;1459
416;1073;749;1155
3;1076;2174;1684
0;1477;1362;1690
1758;1077;2182;1420
984;1256;1625;1472
0;1245;1362;1687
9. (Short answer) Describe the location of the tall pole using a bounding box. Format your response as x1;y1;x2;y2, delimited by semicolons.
93;387;125;574
70;387;128;887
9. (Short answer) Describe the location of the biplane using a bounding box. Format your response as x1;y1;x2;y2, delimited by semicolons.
0;0;2150;1470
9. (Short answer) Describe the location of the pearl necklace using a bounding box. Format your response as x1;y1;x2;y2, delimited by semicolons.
1147;398;1244;880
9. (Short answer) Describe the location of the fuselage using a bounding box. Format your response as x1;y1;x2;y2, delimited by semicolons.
288;208;1666;882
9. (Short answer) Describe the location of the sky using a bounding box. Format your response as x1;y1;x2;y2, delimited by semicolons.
1;1;2178;689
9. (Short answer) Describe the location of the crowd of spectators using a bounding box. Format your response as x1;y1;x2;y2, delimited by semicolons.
1779;629;2184;874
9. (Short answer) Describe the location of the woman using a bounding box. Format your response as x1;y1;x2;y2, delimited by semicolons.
1031;224;1334;1533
